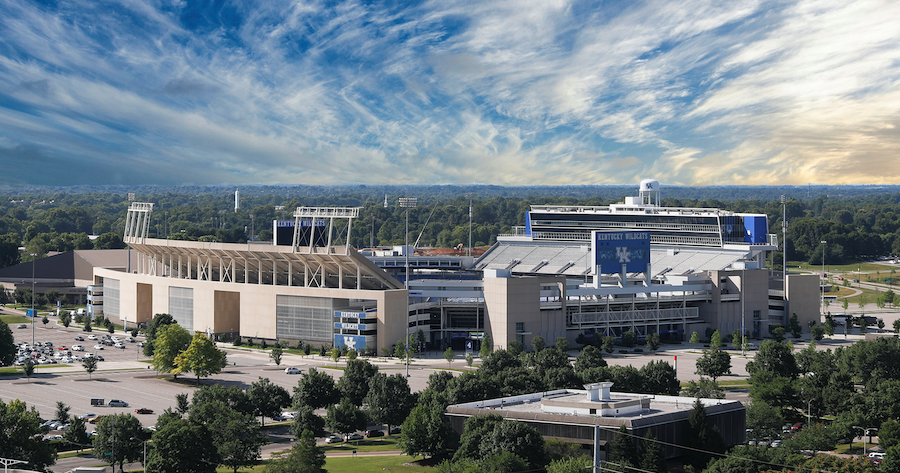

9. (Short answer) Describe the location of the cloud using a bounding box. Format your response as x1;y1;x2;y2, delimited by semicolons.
0;0;898;186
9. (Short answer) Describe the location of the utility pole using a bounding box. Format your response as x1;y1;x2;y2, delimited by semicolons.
399;197;417;378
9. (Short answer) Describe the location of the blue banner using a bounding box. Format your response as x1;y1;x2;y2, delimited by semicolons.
334;334;367;350
593;231;650;274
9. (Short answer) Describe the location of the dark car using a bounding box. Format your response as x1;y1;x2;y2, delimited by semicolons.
389;426;401;435
74;336;85;341
135;408;153;414
365;429;384;438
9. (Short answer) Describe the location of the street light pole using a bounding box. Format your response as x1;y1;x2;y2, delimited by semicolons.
31;254;36;346
821;240;827;314
399;197;417;378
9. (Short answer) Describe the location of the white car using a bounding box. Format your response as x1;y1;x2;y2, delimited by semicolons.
284;367;302;374
72;345;84;351
87;335;97;340
93;345;105;350
114;343;126;349
325;435;342;444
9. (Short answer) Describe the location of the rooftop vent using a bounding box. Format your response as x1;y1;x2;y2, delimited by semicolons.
584;382;614;402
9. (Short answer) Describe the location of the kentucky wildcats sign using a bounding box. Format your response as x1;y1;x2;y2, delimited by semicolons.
592;231;650;274
334;334;367;350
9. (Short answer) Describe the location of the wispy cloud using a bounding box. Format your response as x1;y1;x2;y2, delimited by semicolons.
0;0;898;186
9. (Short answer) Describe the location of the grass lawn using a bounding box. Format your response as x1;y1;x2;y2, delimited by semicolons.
1;314;30;324
321;436;402;453
789;261;895;273
325;455;428;473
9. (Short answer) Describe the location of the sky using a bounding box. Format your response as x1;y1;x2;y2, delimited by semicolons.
1;0;899;187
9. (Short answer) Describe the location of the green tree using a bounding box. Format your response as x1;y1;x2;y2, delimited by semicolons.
0;320;15;366
329;347;341;364
0;399;57;471
290;406;326;438
574;345;607;373
681;378;724;399
547;456;591;473
143;313;176;356
532;336;546;352
337;359;379;406
480;334;493;358
609;424;637;467
746;340;799;378
269;346;283;366
695;347;731;381
63;415;90;452
264;429;326;473
173;332;227;383
639;360;680;395
175;393;190;416
883;446;900;473
811;324;826;340
880;419;900;450
683;399;726;470
602;335;616;354
690;331;700;344
190;400;266;473
151;323;191;374
638;430;666;473
453;414;548;467
645;332;660;351
710;329;723;349
785;422;836;455
620;330;636;348
325;398;366;436
555;336;569;353
506;339;523;356
400;401;457;459
190;384;251;416
147;418;219;473
54;401;71;423
746;400;784;442
247;377;290;426
92;413;144;472
23;358;35;381
82;356;98;379
444;347;455;368
731;329;742;350
292;367;338;410
364;372;414;433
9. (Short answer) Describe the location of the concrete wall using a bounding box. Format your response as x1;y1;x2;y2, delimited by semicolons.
483;275;566;351
702;269;770;338
93;268;407;351
786;273;821;329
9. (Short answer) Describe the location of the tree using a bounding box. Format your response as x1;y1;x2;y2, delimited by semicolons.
338;359;379;406
143;313;176;357
882;446;900;473
247;377;290;426
609;425;638;467
190;400;266;473
292;367;338;410
645;332;660;351
151;323;191;374
880;419;900;450
329;347;341;364
789;313;803;338
42;315;49;326
83;319;92;332
453;414;548;467
785;422;836;455
63;415;90;452
173;332;227;383
683;399;725;470
547;456;592;473
480;334;493;358
746;400;784;442
400;401;457;459
639;360;680;395
444;347;455;368
146;418;219;473
0;399;57;470
574;345;607;373
394;340;408;361
364;372;414;433
681;378;724;399
55;401;71;423
695;347;731;381
532;336;546;352
602;335;616;354
264;429;326;473
710;330;722;349
620;330;636;348
290;406;326;438
82;356;98;379
639;430;666;473
23;358;35;381
0;320;15;366
191;384;252;416
325;398;366;436
175;393;190;416
690;331;700;344
506;339;523;356
731;329;742;350
811;324;826;340
746;340;799;379
269;346;283;366
92;413;145;472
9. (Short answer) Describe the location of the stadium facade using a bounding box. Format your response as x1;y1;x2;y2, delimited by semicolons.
82;180;819;353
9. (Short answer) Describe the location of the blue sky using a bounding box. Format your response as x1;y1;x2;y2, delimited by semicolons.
1;0;898;186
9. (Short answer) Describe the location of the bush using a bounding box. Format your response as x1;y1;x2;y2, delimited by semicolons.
261;339;268;349
233;336;243;346
247;338;254;347
633;348;643;353
619;350;629;354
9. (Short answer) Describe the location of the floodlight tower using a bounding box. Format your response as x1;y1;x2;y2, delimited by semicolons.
399;197;417;378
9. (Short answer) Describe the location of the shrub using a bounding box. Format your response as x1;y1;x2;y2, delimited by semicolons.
233;336;243;346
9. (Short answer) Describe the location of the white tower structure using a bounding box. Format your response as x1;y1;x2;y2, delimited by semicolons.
638;179;660;206
234;189;240;212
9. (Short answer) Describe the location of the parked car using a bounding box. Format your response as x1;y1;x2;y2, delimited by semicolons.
770;440;782;448
125;337;135;342
72;345;84;351
17;324;27;329
389;426;401;435
114;343;126;349
79;413;98;420
94;345;105;350
74;336;85;341
284;367;302;374
135;408;153;414
365;429;384;438
345;432;363;441
87;334;97;340
325;435;342;444
108;399;128;407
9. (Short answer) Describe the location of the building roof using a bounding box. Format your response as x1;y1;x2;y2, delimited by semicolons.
0;250;133;286
474;240;751;278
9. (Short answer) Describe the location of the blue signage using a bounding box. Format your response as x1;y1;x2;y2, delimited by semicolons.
334;334;367;350
334;322;372;330
466;341;473;352
593;231;650;274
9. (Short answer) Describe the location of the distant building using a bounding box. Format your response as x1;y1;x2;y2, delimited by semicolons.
445;382;745;460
